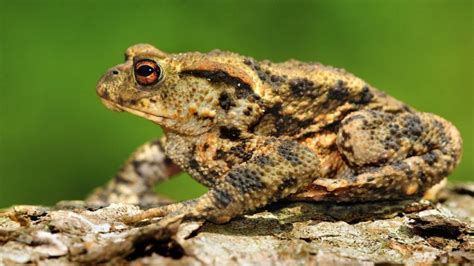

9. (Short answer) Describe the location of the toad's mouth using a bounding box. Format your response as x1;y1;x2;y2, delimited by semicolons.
99;97;170;123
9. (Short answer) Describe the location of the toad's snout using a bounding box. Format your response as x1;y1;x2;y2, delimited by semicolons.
96;68;120;100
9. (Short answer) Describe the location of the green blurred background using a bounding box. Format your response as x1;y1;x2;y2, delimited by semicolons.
0;0;472;207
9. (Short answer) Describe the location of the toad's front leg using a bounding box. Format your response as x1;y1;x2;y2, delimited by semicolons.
87;137;181;206
122;138;319;225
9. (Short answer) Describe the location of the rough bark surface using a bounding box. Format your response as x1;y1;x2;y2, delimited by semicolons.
0;183;473;265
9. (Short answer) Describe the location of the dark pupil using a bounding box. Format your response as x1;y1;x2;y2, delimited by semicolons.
136;65;155;77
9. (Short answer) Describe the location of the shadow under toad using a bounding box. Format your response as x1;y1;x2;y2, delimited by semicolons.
198;199;429;237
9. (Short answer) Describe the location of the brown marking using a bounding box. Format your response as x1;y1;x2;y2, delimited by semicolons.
181;61;256;91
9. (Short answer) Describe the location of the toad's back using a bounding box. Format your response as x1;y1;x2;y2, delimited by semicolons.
246;58;409;137
191;50;411;137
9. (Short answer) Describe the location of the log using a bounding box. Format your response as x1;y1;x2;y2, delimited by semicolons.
0;183;473;265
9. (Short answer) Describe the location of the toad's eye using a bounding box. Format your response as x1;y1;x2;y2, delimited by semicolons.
134;59;162;86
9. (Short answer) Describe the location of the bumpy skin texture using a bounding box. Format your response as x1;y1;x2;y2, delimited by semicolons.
91;44;462;225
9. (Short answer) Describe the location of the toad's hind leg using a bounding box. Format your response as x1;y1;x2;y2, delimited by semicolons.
293;110;461;202
87;137;181;206
326;110;461;201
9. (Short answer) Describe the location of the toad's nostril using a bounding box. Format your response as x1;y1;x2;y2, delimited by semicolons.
112;69;119;75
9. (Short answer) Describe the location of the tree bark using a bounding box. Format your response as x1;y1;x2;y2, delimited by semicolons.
1;183;473;265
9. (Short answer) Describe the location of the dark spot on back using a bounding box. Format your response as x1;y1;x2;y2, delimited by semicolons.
261;103;311;136
289;78;316;97
327;80;350;101
349;86;373;105
270;75;282;83
214;149;226;160
219;126;241;141
243;106;253;116
181;69;255;99
298;118;313;128
218;91;235;111
322;121;341;133
230;143;253;161
244;59;272;82
266;103;282;116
